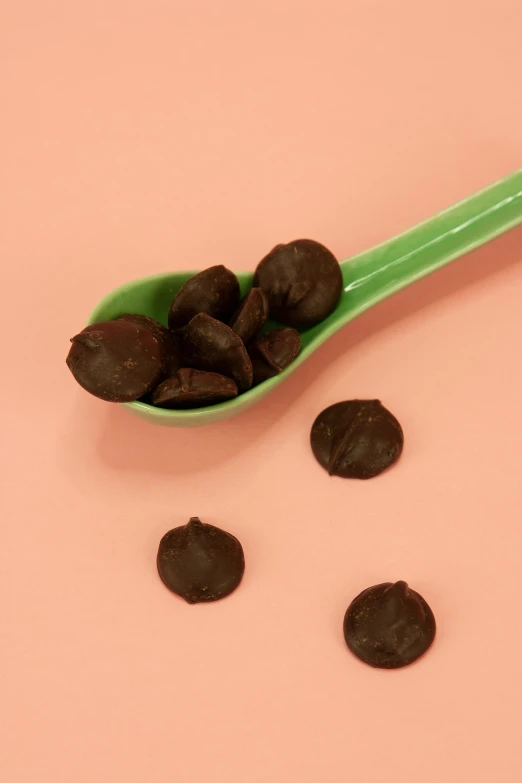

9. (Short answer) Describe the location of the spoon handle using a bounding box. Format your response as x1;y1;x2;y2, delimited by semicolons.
338;169;522;320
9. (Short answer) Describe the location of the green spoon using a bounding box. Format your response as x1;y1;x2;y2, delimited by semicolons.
88;169;522;427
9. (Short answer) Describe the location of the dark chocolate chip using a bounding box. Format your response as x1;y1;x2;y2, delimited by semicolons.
117;313;182;377
66;320;165;402
248;327;301;385
182;313;253;392
253;239;342;329
310;399;403;479
116;313;168;342
343;581;436;669
229;287;269;344
152;368;238;408
168;265;240;331
157;517;245;604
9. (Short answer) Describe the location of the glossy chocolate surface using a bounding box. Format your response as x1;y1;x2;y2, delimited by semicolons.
310;399;403;479
168;265;240;331
182;313;253;392
152;368;238;408
229;287;269;344
66;320;165;402
157;517;245;604
249;327;301;385
343;581;436;669
253;239;342;329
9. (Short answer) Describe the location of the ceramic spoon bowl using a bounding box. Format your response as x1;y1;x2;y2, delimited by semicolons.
88;170;522;427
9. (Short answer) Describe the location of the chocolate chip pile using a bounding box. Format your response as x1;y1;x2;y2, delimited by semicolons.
66;239;343;408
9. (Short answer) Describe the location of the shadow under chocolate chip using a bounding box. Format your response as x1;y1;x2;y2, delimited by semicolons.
310;399;403;479
157;517;245;604
343;581;436;669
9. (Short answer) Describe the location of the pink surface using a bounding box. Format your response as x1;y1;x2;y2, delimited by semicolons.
3;2;522;781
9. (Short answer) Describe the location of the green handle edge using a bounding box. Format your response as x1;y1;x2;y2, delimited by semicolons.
336;169;522;325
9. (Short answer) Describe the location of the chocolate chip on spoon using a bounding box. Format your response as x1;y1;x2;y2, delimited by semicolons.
117;313;182;377
66;320;165;402
343;581;436;669
152;368;238;408
254;239;342;329
229;287;269;344
168;265;240;331
182;313;253;392
157;517;245;604
310;399;403;479
248;327;301;385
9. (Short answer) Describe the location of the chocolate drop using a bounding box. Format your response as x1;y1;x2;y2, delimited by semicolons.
117;313;182;377
66;320;165;402
182;313;253;392
310;400;403;479
253;239;342;329
157;517;245;604
229;287;269;344
168;265;240;331
249;327;301;385
343;581;436;669
152;368;238;408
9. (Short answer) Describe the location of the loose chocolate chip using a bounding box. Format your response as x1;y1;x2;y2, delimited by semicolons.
157;517;245;604
66;320;165;402
229;287;269;345
152;368;238;408
117;313;182;377
168;265;240;331
182;313;253;392
253;239;342;329
343;581;436;669
248;327;301;385
310;399;403;479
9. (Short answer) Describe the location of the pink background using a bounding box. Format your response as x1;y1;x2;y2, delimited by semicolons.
3;2;522;781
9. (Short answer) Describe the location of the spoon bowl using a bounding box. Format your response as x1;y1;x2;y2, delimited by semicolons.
88;170;522;426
